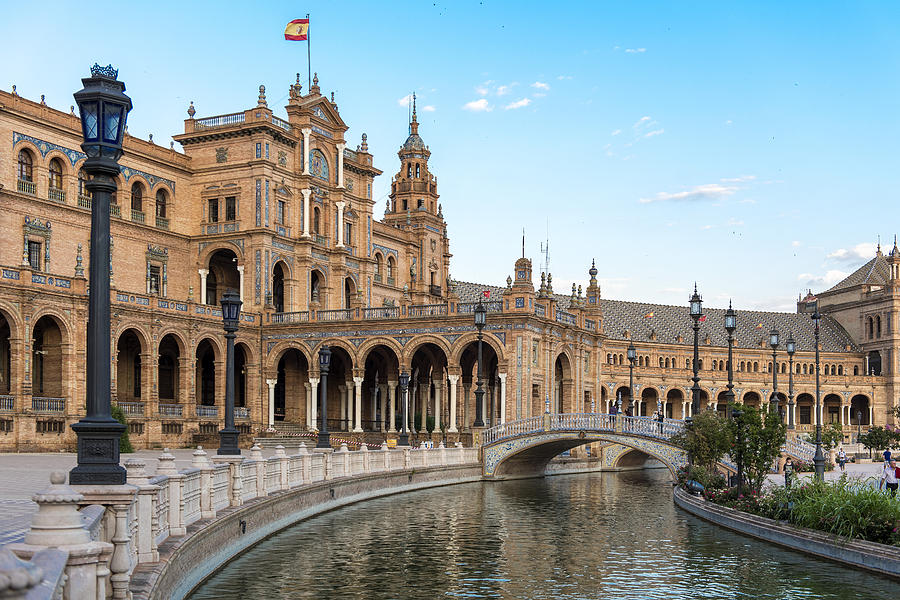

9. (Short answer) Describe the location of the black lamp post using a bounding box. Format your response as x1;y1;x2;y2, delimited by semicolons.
627;342;636;416
217;290;242;455
316;346;332;448
732;406;745;497
473;302;487;426
809;298;825;480
69;65;132;485
398;370;410;446
724;301;737;419
786;332;796;430
769;327;780;417
688;284;703;422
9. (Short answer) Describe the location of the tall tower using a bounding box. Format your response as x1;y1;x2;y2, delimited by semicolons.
385;94;449;299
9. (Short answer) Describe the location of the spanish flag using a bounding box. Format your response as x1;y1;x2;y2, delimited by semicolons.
644;312;654;319
756;323;763;329
285;19;309;41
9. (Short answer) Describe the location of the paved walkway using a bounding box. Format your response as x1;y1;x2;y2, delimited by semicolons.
0;447;281;546
765;461;885;489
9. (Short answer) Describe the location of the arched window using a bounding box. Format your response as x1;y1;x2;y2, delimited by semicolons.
313;207;321;234
838;365;844;376
131;183;144;212
17;150;33;181
853;365;859;376
803;364;808;375
698;359;703;370
156;190;168;219
876;315;882;338
781;363;786;374
619;354;624;365
753;362;759;372
374;254;383;278
867;317;874;339
48;158;63;190
78;169;91;199
387;257;395;282
768;361;772;373
658;357;663;368
740;361;745;372
712;360;717;370
407;164;412;178
665;358;670;368
415;164;420;178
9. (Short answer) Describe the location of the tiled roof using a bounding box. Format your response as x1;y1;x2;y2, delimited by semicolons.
453;281;858;354
823;254;890;294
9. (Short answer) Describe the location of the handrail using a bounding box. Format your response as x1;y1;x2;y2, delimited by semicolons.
362;306;400;319
482;413;686;445
457;300;502;314
272;311;310;324
409;304;447;317
194;112;245;130
317;308;352;322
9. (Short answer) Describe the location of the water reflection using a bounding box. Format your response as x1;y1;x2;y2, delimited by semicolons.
190;469;897;600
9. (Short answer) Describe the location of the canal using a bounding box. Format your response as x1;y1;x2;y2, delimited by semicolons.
189;468;898;599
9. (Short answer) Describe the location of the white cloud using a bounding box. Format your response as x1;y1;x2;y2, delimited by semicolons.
421;105;436;112
611;129;621;136
701;224;714;230
532;92;547;98
496;85;511;96
397;94;413;107
625;48;647;53
727;218;744;226
531;81;550;91
644;128;664;138
826;242;877;263
475;85;489;96
639;183;739;204
504;98;531;110
798;270;850;288
462;99;491;112
792;241;802;247
633;116;651;128
725;119;733;125
557;75;573;80
720;175;756;183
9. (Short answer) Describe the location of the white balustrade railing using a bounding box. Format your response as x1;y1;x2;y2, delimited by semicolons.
483;413;686;445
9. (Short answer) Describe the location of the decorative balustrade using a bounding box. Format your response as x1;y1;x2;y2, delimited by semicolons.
555;310;577;326
457;300;502;314
196;405;218;418
317;308;352;322
116;401;145;417
271;310;310;324
534;304;546;317
271;115;291;131
48;188;66;203
16;179;36;195
158;403;183;418
482;413;684;445
362;306;400;319
0;395;13;411
31;397;65;413
194;112;245;130
109;203;121;217
409;304;447;317
77;194;92;208
783;435;817;462
131;210;145;224
155;215;169;230
235;407;250;420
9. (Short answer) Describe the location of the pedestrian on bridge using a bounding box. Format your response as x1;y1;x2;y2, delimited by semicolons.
656;410;664;435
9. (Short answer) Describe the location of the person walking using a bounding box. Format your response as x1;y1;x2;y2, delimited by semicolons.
655;409;664;436
883;448;892;466
784;457;794;488
837;448;847;472
879;460;899;497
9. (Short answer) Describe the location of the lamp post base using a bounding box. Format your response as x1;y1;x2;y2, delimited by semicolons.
217;428;241;455
398;432;410;447
69;420;127;485
316;431;331;449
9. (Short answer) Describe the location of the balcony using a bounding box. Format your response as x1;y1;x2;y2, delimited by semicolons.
48;188;66;203
78;194;92;209
17;179;36;195
194;111;245;130
362;306;400;319
556;310;577;326
131;209;146;224
272;311;310;324
196;405;218;418
156;215;170;230
374;274;382;283
429;284;442;297
458;301;502;314
158;403;183;418
409;304;447;317
317;308;352;322
386;277;396;286
534;304;546;317
0;395;13;411
110;203;121;218
32;397;65;413
116;401;145;417
235;407;250;420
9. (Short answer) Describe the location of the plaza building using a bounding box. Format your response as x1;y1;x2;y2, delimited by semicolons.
0;74;895;451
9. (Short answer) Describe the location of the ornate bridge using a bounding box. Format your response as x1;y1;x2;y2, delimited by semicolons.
481;413;688;479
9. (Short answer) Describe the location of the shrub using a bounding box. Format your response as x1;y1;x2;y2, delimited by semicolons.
111;403;134;454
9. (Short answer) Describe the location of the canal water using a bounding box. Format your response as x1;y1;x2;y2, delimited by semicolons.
189;469;899;599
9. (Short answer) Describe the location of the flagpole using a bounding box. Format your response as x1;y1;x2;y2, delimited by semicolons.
307;13;311;88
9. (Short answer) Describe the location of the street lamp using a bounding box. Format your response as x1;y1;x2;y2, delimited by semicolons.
786;332;796;430
316;346;332;448
769;327;780;417
732;406;745;498
69;64;132;485
398;370;410;446
688;284;703;422
473;302;487;426
807;297;825;480
723;301;737;419
217;290;242;455
627;342;636;416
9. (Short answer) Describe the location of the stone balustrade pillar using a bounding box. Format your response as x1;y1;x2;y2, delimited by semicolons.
353;376;364;432
156;448;185;536
301;188;312;237
447;375;459;433
198;269;208;305
309;378;320;430
387;381;397;433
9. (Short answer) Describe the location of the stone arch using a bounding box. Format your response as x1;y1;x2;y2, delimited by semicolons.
115;327;150;403
29;310;71;345
113;322;151;352
195;338;221;407
402;335;452;366
198;241;245;267
357;337;403;369
553;350;574;413
272;261;288;312
0;302;23;340
274;347;310;423
310;338;357;369
448;332;506;365
155;329;188;355
266;341;313;374
850;394;870;425
31;314;67;399
205;248;241;306
157;333;184;404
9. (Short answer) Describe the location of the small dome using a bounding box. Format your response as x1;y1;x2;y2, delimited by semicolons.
589;259;598;278
402;133;426;152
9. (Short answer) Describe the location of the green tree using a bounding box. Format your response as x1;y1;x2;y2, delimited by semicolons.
729;404;786;493
111;403;134;454
670;409;732;477
805;422;844;452
859;426;897;459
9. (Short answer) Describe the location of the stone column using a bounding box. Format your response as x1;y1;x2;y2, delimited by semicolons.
387;381;397;432
411;382;418;434
499;373;507;424
266;378;276;428
338;384;347;430
370;383;378;431
335;201;346;247
433;377;442;432
309;377;320;429
448;374;459;433
237;265;245;305
301;188;311;237
840;402;846;427
379;383;388;432
336;143;346;188
301;128;311;175
198;268;208;305
353;376;364;432
304;382;312;428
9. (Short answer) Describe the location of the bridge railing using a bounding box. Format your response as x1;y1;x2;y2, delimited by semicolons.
483;413;686;446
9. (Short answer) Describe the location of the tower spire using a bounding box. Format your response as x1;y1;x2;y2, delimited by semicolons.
409;92;419;135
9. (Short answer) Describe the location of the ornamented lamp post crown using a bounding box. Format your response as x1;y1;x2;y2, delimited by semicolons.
218;290;242;455
398;370;410;446
723;301;737;418
316;346;332;449
627;342;636;415
687;284;703;424
805;296;826;480
69;65;132;485
769;327;780;416
473;302;487;426
786;331;796;429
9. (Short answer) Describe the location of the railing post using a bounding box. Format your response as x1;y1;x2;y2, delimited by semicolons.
275;445;289;490
125;459;159;563
156;448;185;536
193;447;215;519
251;444;266;498
360;443;370;472
297;443;311;485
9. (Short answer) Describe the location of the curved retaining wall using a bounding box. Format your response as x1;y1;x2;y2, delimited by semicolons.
132;463;482;600
674;487;900;579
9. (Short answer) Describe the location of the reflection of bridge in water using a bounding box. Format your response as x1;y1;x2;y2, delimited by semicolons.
481;413;817;479
481;414;688;479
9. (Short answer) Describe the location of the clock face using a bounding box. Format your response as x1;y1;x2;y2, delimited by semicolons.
309;149;329;181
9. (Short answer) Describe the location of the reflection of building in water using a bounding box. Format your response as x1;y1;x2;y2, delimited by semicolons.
0;76;895;450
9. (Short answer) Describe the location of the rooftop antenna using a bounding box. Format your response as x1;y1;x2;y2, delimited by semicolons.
522;227;525;258
540;219;550;275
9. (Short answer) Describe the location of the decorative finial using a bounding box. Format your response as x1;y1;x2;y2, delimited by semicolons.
187;101;195;118
40;94;46;105
90;63;119;79
70;105;75;115
296;73;300;85
577;285;583;298
258;85;267;107
437;203;443;218
330;91;335;103
11;85;16;95
148;133;154;143
412;92;417;121
506;275;513;288
170;141;174;149
589;258;598;279
74;243;84;278
360;133;368;151
313;72;319;86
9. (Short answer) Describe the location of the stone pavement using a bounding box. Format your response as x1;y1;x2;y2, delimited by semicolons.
0;447;283;546
765;460;886;489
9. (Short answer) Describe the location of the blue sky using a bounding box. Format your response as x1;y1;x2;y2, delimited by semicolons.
3;1;898;311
